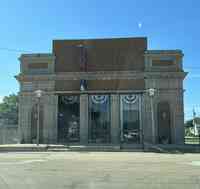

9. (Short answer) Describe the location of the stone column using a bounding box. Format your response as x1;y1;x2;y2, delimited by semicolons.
80;94;88;144
172;90;185;144
142;93;157;144
18;94;33;143
43;94;58;144
144;79;158;144
111;94;120;144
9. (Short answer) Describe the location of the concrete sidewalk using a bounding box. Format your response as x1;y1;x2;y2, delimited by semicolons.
0;143;200;153
0;144;121;152
0;151;200;189
0;144;49;152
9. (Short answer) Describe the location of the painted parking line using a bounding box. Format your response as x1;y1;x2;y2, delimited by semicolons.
0;159;47;165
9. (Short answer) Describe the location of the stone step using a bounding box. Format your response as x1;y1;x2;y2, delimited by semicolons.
47;145;121;152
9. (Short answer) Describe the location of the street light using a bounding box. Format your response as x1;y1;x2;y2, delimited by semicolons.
34;90;44;146
147;88;156;144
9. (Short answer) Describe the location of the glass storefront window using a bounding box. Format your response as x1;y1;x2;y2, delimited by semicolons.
88;95;111;143
58;95;80;143
120;94;140;143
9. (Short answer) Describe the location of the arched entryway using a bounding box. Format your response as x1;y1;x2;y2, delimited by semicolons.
31;104;44;143
157;101;171;144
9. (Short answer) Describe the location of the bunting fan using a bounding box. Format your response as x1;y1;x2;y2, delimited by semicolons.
91;95;108;104
123;94;138;104
61;96;78;104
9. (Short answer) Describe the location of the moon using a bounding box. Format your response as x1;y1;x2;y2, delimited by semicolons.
138;22;142;29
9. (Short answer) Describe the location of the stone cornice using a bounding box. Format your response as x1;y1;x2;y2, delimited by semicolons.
18;88;185;96
15;71;187;82
144;50;184;57
19;53;55;61
145;71;187;79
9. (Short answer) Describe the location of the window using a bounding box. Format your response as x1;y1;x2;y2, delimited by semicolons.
120;94;140;143
58;95;80;143
88;95;111;143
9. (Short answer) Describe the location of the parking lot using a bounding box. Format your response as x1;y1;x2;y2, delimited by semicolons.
0;152;200;189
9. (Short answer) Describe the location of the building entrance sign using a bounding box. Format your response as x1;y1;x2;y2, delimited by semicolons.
120;94;141;143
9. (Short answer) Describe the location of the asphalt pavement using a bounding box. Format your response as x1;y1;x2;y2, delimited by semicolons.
0;152;200;189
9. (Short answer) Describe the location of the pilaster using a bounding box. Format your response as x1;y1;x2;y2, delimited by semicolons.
18;94;33;143
142;92;156;143
80;94;88;144
43;94;58;144
111;94;120;144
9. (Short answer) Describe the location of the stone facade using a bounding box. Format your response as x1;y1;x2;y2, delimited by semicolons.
15;37;187;145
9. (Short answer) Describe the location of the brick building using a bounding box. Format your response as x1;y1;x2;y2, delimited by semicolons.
15;37;187;146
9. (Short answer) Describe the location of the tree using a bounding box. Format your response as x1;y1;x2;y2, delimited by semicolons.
0;94;18;124
184;119;193;128
184;118;200;137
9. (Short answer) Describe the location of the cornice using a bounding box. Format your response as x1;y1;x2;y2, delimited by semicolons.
19;88;185;96
144;50;184;57
15;71;188;82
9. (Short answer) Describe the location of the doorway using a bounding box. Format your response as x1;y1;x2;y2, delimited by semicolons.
157;101;171;144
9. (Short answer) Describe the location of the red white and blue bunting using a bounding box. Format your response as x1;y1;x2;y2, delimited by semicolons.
61;96;79;104
91;95;108;104
122;94;138;104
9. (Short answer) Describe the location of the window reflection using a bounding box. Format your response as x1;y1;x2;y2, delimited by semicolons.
121;94;140;143
58;95;80;143
88;95;111;143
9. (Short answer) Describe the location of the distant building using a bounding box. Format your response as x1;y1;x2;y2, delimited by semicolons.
15;37;187;146
193;117;200;136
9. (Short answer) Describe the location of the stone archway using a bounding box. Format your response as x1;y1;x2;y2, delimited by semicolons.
157;101;171;144
31;104;44;143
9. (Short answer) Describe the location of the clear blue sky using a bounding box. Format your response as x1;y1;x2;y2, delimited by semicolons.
0;0;199;120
